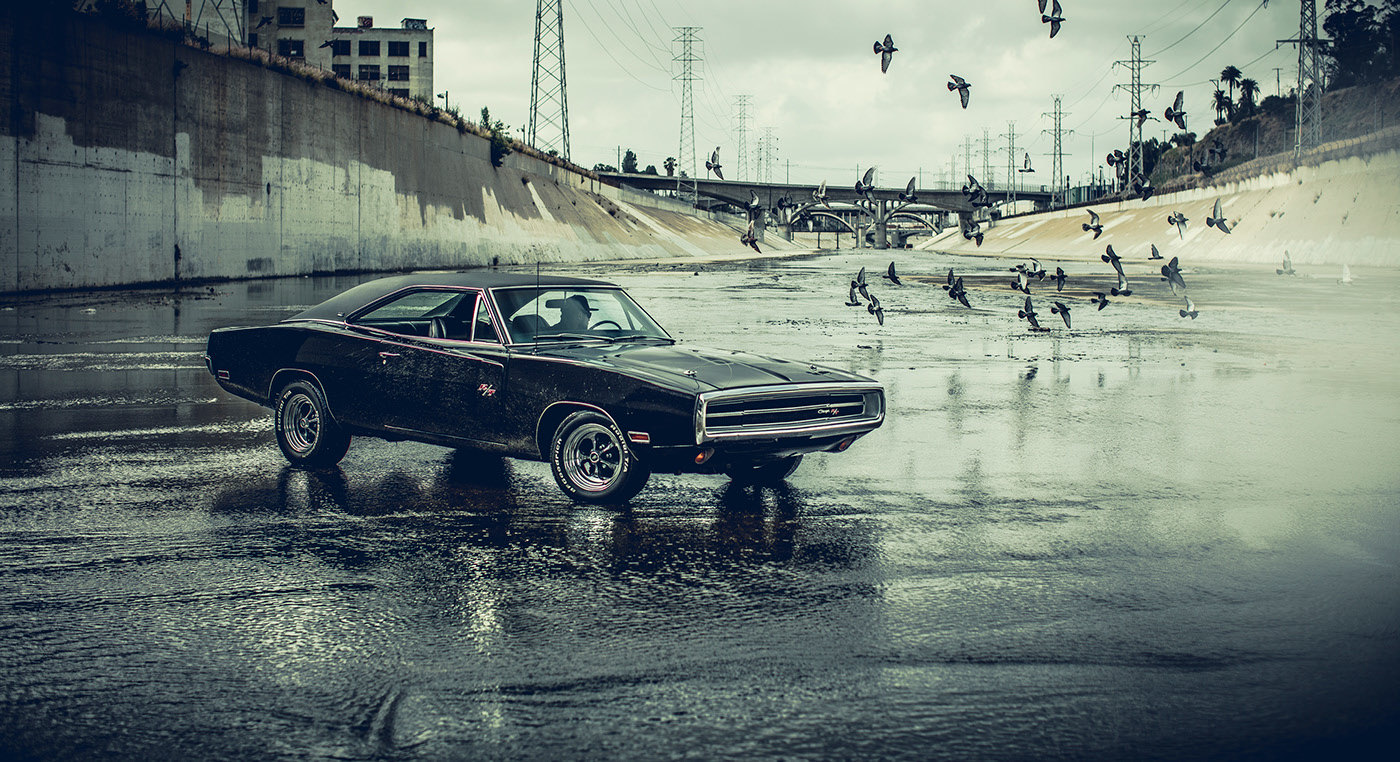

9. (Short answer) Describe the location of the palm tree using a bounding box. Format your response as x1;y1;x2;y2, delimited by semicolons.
1238;78;1260;117
1220;65;1242;102
1213;89;1233;124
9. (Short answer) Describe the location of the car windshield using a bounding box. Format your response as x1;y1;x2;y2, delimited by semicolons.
493;287;671;344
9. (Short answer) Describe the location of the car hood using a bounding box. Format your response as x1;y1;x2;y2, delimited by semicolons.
536;342;870;392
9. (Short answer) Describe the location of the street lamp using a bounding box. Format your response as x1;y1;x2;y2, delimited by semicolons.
436;91;448;111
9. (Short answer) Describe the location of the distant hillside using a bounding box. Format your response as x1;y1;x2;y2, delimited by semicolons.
1151;76;1400;186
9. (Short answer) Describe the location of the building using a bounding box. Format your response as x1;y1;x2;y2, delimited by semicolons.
246;2;434;102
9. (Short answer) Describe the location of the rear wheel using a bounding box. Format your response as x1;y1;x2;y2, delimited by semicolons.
273;380;351;468
724;455;802;486
550;410;650;504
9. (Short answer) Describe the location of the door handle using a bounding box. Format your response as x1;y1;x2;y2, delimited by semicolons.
378;351;401;364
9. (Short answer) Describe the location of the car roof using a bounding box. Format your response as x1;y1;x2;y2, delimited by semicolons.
289;271;618;321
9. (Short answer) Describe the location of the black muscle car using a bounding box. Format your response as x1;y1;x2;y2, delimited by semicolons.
206;272;884;503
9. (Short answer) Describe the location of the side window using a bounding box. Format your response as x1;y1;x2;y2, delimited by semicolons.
473;297;500;343
354;290;466;336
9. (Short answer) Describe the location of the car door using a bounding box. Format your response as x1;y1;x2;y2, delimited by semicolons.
330;288;473;434
387;293;511;445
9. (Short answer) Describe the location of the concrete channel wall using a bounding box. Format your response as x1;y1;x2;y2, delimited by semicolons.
0;9;767;294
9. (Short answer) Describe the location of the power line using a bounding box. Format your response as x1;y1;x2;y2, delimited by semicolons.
562;0;669;91
1158;0;1270;82
1148;0;1237;57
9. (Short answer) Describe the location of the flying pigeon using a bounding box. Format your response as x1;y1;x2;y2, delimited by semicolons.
1083;209;1103;239
1041;0;1065;38
739;221;761;253
884;261;902;286
1192;158;1215;176
1167;211;1189;238
1090;292;1110;311
318;40;334;49
1131;107;1156;128
255;16;273;30
950;277;971;308
1179;295;1199;319
1148;244;1163;260
899;177;918;203
1205;198;1231;234
1018;296;1045;330
1051;301;1072;328
1105;149;1126;168
1164;90;1187;130
1102;244;1121;268
705;147;724;180
962;174;990;207
1132;174;1154;201
961;216;984;246
845;280;862;306
1112;272;1132;297
813;180;830;208
1209;139;1228;163
943;268;956;291
1161;256;1187;294
1052;267;1067;292
1276;251;1297;276
867;293;885;325
855;167;876;197
1010;268;1031;294
1019;152;1035;173
947;75;972;109
748;190;762;213
855;267;870;301
874;34;897;73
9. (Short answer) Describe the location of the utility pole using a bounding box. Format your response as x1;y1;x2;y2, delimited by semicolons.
961;136;974;180
1113;35;1157;190
673;26;702;206
1042;95;1071;208
1272;67;1283;97
1000;121;1017;206
733;94;752;181
1279;1;1326;156
981;127;991;189
528;0;570;159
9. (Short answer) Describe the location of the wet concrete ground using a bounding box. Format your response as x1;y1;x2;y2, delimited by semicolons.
2;250;1398;760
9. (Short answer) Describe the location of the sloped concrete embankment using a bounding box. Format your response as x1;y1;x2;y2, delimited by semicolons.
922;148;1400;267
0;9;778;294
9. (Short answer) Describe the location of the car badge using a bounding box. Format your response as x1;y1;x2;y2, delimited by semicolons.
478;383;497;397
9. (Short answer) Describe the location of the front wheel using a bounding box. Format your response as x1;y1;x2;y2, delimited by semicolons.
273;380;351;468
550;411;650;504
724;455;802;486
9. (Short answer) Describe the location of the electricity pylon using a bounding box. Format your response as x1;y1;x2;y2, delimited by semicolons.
529;0;570;160
673;26;702;206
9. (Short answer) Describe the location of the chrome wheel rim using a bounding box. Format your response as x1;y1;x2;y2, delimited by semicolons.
282;393;320;454
561;423;624;492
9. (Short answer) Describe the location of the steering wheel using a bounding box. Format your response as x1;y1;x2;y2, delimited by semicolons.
589;319;621;330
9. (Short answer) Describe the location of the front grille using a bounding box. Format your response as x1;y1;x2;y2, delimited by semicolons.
697;383;884;442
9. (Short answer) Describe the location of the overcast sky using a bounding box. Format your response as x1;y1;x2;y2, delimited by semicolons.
341;0;1301;188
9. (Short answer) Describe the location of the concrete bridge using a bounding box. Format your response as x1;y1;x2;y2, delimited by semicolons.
596;172;1055;249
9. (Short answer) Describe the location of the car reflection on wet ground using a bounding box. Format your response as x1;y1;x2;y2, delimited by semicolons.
1;250;1398;760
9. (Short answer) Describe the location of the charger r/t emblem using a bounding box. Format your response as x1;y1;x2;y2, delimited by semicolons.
478;383;497;397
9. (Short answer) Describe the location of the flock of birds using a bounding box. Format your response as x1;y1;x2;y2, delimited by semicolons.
837;187;1359;333
837;194;1257;331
